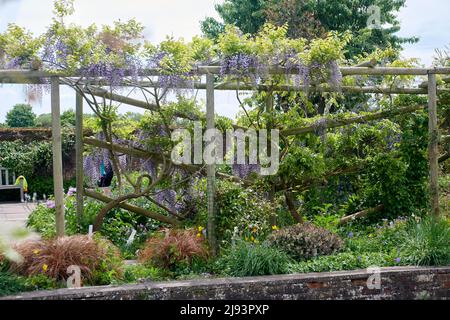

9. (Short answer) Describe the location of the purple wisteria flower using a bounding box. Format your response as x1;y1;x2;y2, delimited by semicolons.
46;200;56;209
155;189;177;212
232;163;261;179
220;53;259;78
67;187;77;197
80;62;126;87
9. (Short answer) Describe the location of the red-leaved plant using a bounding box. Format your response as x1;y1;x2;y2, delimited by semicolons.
6;235;122;283
138;228;209;269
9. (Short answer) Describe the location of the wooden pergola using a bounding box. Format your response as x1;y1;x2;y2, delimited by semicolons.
1;66;449;248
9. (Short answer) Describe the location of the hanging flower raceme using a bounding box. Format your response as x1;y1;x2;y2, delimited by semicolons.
83;133;123;186
220;53;259;77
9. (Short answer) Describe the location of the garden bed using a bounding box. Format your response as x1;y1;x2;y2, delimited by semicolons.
2;266;449;300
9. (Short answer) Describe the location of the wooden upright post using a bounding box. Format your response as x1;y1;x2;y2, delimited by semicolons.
427;73;440;216
206;74;217;255
75;92;84;223
51;76;65;236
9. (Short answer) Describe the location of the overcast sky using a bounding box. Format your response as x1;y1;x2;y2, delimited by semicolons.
0;0;449;122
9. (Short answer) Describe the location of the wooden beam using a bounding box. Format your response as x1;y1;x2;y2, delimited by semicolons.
281;105;424;137
51;76;65;237
195;66;450;76
427;73;440;216
83;137;244;184
84;87;158;111
206;74;217;255
75;92;84;223
0;66;450;81
135;82;450;94
84;87;201;121
419;76;450;88
83;189;179;225
339;205;385;225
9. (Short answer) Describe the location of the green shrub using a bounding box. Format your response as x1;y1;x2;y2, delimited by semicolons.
194;180;276;245
217;241;291;277
267;223;343;261
0;272;58;297
23;274;59;291
90;235;125;285
400;216;450;266
117;264;163;284
288;251;398;273
0;272;29;296
343;217;409;254
28;176;76;199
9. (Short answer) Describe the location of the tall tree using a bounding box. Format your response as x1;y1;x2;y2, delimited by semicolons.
201;0;417;57
5;104;36;128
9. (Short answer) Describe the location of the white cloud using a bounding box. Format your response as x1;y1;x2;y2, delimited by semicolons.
397;0;450;66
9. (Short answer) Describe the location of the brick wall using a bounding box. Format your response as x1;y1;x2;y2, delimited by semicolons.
3;266;449;300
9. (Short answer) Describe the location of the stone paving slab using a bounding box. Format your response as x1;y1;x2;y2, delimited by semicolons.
0;202;36;237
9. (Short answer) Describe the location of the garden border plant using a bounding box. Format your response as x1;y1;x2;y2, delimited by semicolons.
0;0;448;266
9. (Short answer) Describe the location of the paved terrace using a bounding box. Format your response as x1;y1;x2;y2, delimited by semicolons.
0;202;36;237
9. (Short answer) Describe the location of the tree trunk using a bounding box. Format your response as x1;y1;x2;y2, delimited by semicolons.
285;191;304;223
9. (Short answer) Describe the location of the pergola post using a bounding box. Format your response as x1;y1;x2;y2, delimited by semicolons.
206;74;217;255
75;92;84;223
427;73;440;216
51;76;65;236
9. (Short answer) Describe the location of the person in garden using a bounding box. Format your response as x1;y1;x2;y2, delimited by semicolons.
14;176;28;193
98;160;114;188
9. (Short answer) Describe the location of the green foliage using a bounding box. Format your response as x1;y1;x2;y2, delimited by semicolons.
193;179;276;246
203;0;417;58
400;217;450;266
217;241;291;277
0;272;29;297
0;264;60;297
114;264;163;284
27;177;76;199
60;109;76;127
343;217;409;255
217;23;347;67
0;271;59;297
5;104;36;128
0;132;75;195
0;24;42;68
23;274;59;291
210;0;266;35
34;110;76;128
360;108;429;219
201;17;226;40
288;251;397;273
35;113;52;127
27;195;163;259
90;235;124;285
267;222;343;261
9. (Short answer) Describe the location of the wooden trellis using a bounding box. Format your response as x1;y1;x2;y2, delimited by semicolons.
0;66;448;243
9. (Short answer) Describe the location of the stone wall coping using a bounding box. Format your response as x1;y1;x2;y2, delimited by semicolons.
3;266;449;300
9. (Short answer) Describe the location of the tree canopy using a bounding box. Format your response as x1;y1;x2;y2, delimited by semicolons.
5;104;37;128
201;0;418;58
